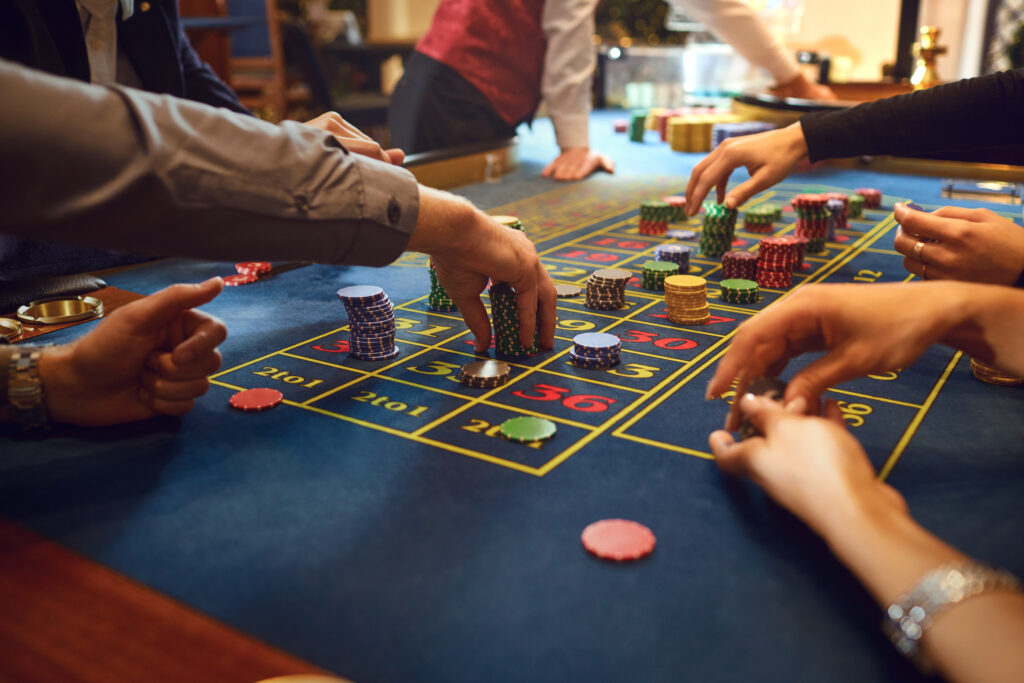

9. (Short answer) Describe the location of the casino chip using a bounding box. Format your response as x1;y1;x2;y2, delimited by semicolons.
499;416;557;444
224;273;258;286
667;229;697;241
338;286;399;361
739;376;787;441
235;261;272;276
581;519;656;562
571;332;621;369
555;284;584;298
229;387;284;412
459;360;512;389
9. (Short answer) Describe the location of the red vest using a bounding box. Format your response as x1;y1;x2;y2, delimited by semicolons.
416;0;546;126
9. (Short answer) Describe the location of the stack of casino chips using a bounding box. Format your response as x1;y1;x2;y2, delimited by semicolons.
855;188;882;208
641;259;680;290
489;282;539;357
765;203;783;221
721;250;758;280
792;235;810;271
793;194;831;253
826;198;844;241
629;112;647;142
700;202;738;258
613;119;628;133
663;196;687;222
338;285;399;361
585;268;631;310
757;237;799;288
571;332;621;369
654;243;691;271
710;121;774;148
427;260;457;312
639;200;671;235
664;274;710;325
824;193;849;227
458;359;512;389
743;206;775;233
719;278;760;304
849;194;865;218
970;357;1024;386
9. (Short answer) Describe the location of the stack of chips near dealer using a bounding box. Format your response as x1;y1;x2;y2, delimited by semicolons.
664;274;709;325
571;332;621;369
586;268;631;310
338;285;399;361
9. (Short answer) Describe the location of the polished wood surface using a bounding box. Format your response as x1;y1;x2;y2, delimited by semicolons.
0;519;330;683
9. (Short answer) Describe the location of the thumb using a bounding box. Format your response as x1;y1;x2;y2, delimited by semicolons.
119;278;224;334
737;393;788;436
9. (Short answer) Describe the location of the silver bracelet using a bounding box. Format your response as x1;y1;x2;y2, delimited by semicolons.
883;561;1021;673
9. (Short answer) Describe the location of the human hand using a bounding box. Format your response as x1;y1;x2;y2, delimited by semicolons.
770;72;838;101
408;187;557;353
684;123;808;216
893;203;1024;285
541;148;614;181
39;278;227;426
303;112;405;165
706;282;968;430
709;394;907;538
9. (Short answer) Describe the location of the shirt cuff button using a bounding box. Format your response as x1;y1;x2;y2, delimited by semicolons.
387;198;401;224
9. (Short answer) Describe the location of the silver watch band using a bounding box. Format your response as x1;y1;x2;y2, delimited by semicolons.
7;347;47;428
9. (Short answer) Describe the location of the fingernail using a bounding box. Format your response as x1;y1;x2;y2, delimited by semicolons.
739;392;757;409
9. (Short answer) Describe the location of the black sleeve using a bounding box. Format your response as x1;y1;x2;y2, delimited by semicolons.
799;69;1024;165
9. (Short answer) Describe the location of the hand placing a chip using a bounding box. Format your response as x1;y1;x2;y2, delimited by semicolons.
408;187;558;353
707;281;1024;429
303;112;405;166
893;203;1024;285
542;147;614;182
39;278;227;426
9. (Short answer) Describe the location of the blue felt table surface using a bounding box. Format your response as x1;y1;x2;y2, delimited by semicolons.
2;111;1023;683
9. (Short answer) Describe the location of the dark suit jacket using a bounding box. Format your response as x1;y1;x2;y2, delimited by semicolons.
0;0;248;114
0;0;249;280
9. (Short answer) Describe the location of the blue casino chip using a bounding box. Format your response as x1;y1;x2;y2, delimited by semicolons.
337;285;387;305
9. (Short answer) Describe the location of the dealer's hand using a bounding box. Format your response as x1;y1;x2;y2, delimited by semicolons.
706;282;967;430
409;187;557;353
709;394;906;538
770;72;838;102
542;147;614;182
684;123;808;216
303;112;405;165
893;203;1024;285
39;278;227;426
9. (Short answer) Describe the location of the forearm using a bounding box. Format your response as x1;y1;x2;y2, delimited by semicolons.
0;60;419;267
822;494;1024;683
540;0;596;150
939;282;1024;375
801;70;1024;163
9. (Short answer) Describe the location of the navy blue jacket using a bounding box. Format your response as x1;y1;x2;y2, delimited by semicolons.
0;0;250;280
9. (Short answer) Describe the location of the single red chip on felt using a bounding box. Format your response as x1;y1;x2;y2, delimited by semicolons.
235;261;272;275
229;387;283;412
581;519;656;561
224;273;258;286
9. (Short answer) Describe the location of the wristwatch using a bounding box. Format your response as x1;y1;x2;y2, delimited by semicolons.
7;348;47;428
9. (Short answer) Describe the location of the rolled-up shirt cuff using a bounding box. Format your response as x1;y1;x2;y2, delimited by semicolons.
342;155;421;266
550;111;590;150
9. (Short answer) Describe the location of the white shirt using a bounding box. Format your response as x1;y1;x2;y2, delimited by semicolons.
541;0;802;150
76;0;142;87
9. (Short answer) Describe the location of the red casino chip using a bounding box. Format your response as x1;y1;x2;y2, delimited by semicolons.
236;261;272;276
229;387;284;412
581;519;656;562
224;273;258;286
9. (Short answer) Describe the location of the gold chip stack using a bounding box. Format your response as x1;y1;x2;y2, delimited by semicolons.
664;274;710;325
970;357;1024;386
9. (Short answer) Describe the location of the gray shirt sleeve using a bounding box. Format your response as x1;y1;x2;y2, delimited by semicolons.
0;59;420;267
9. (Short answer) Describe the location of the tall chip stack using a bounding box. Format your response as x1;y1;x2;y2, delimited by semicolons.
756;237;798;288
792;235;810;271
654;243;691;272
664;275;710;325
721;250;758;280
629;111;647;142
663;196;687;222
823;193;849;227
743;205;775;233
338;285;399;361
849;194;865;218
641;260;680;291
427;260;458;311
639;200;670;235
855;188;882;208
585;268;631;310
793;194;830;254
490;282;539;357
826;198;844;241
700;202;738;257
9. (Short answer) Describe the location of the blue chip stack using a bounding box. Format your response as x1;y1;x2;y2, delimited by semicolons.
654;243;691;272
570;332;621;369
711;121;775;149
826;198;844;242
337;285;399;361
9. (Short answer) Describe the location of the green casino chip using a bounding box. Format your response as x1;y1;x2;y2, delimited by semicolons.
499;416;557;443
